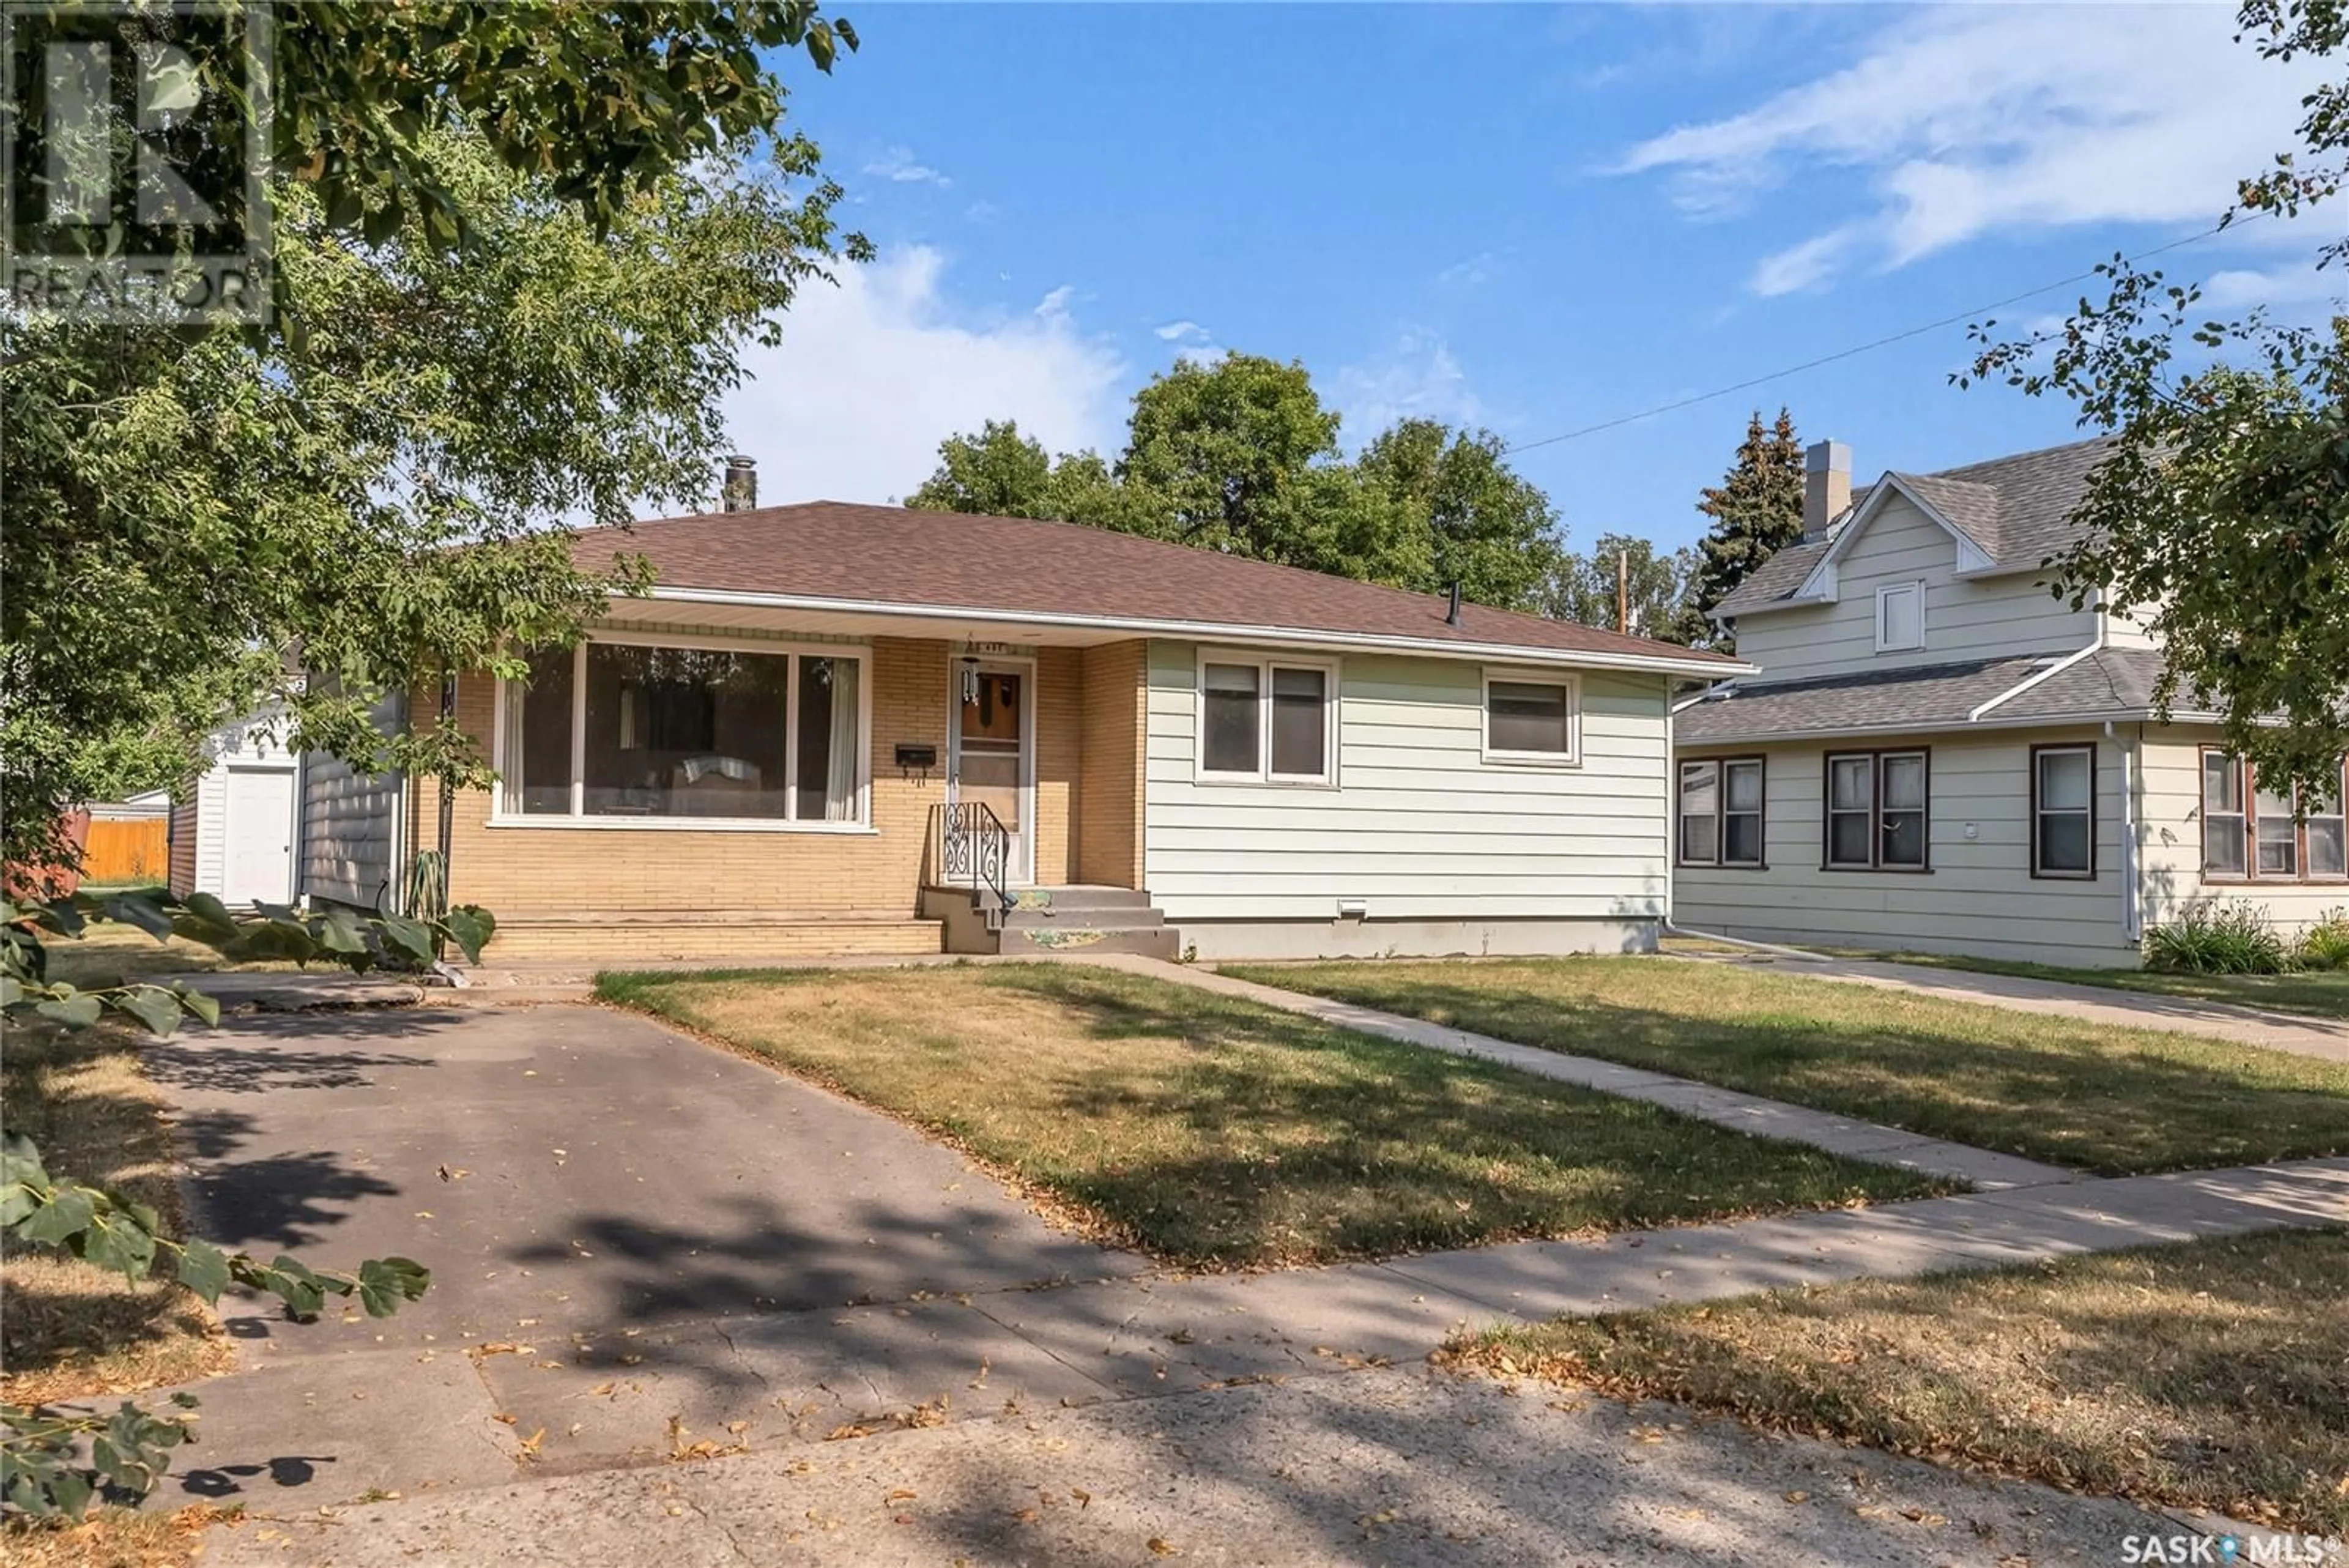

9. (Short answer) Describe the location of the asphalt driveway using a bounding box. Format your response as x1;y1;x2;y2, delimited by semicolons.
152;1002;1141;1358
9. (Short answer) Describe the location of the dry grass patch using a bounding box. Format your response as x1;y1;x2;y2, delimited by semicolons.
1223;957;2349;1175
0;1506;237;1568
36;922;303;992
1452;1227;2349;1536
596;964;1943;1268
1;1022;232;1405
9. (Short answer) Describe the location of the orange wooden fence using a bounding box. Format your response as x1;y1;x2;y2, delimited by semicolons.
83;819;169;885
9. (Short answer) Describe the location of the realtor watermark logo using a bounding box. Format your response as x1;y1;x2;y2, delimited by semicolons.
2122;1531;2340;1564
2;0;271;322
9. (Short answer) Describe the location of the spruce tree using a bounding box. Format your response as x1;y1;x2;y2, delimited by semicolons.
1691;408;1808;634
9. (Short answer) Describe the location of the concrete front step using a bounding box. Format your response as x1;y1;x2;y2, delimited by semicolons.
921;884;1181;958
998;884;1159;915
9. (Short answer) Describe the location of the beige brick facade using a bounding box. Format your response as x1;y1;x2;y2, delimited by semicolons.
424;635;1146;927
1075;641;1147;888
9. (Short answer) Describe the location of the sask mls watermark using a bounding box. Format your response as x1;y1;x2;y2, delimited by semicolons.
3;0;270;322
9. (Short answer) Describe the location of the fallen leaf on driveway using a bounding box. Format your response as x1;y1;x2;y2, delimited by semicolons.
1148;1539;1179;1556
886;1488;916;1502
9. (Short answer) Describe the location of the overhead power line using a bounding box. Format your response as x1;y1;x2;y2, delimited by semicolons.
1500;218;2252;458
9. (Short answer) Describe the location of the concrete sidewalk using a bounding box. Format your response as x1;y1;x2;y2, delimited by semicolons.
148;1157;2347;1512
1676;949;2349;1061
199;1362;2220;1568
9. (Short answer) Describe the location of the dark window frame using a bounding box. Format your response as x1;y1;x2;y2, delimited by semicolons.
1821;747;1932;872
2029;743;2098;881
1677;754;1767;869
2202;749;2349;883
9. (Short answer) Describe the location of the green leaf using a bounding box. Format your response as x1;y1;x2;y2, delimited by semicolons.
44;1465;93;1519
439;907;491;965
355;1255;432;1316
183;891;237;929
34;993;102;1028
317;907;371;955
18;1185;95;1246
263;1255;327;1318
2;974;23;1007
175;1239;233;1303
40;900;86;938
378;913;437;965
172;984;222;1027
78;1207;159;1280
107;986;184;1038
1;1131;49;1190
102;892;176;942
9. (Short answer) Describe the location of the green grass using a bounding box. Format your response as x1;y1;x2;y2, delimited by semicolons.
35;921;305;992
1824;948;2349;1022
596;964;1945;1268
1220;957;2349;1176
1455;1228;2349;1536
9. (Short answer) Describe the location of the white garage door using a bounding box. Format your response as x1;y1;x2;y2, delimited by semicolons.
222;767;296;907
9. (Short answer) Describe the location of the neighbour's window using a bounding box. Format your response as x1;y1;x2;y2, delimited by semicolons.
2032;745;2095;878
1678;761;1718;865
1825;750;1929;870
1679;758;1764;868
1199;656;1335;783
1485;674;1579;763
2203;751;2247;877
501;640;864;825
1876;582;1924;652
2254;775;2299;878
2310;770;2347;880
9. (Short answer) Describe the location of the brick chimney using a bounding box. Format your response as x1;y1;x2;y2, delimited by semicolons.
1803;439;1850;540
721;455;757;513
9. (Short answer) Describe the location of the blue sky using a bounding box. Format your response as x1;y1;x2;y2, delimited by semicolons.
727;3;2342;554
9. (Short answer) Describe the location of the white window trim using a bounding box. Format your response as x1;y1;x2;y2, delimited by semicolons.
1481;667;1582;767
1193;648;1340;787
488;630;876;833
1677;759;1719;866
2031;744;2096;880
1874;581;1924;653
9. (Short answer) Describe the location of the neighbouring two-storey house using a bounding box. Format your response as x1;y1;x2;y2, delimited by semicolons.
1673;437;2346;965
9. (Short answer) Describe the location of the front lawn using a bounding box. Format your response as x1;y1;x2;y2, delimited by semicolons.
596;964;1943;1268
1828;948;2349;1022
1219;958;2349;1175
1451;1228;2349;1536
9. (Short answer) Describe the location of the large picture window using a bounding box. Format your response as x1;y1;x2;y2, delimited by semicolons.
499;638;866;827
1824;749;1929;871
1198;655;1335;784
2203;751;2349;882
2032;745;2095;879
1679;757;1764;868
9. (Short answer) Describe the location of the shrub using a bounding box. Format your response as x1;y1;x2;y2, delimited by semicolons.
2298;907;2349;972
2143;901;2291;974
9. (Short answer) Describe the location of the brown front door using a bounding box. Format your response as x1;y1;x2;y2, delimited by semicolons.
951;663;1031;884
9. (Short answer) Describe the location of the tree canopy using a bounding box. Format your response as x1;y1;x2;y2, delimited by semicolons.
1548;535;1709;647
2;7;867;868
1963;0;2348;800
908;356;1568;611
1690;407;1806;643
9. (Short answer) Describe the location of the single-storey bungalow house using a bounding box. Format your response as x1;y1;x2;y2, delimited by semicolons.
1672;437;2346;966
300;468;1746;962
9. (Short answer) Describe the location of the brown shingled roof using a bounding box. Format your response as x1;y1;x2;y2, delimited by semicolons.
573;500;1743;671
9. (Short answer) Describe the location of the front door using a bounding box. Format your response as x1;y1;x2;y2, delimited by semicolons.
949;662;1033;885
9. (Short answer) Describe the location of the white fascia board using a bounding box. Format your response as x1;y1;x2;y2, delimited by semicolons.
629;585;1761;678
1671;708;2168;748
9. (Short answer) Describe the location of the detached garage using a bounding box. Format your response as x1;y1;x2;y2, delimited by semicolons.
168;709;300;908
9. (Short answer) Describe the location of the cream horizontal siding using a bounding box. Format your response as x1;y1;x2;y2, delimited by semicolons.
297;693;406;912
1142;642;1670;923
1731;496;2095;682
2137;728;2347;933
1674;726;2140;965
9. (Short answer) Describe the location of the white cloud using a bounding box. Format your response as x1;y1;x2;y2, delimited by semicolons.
724;247;1127;503
1619;5;2332;292
861;145;951;188
1750;226;1863;297
1332;331;1483;444
1153;319;1211;343
2197;260;2349;313
1436;251;1497;288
